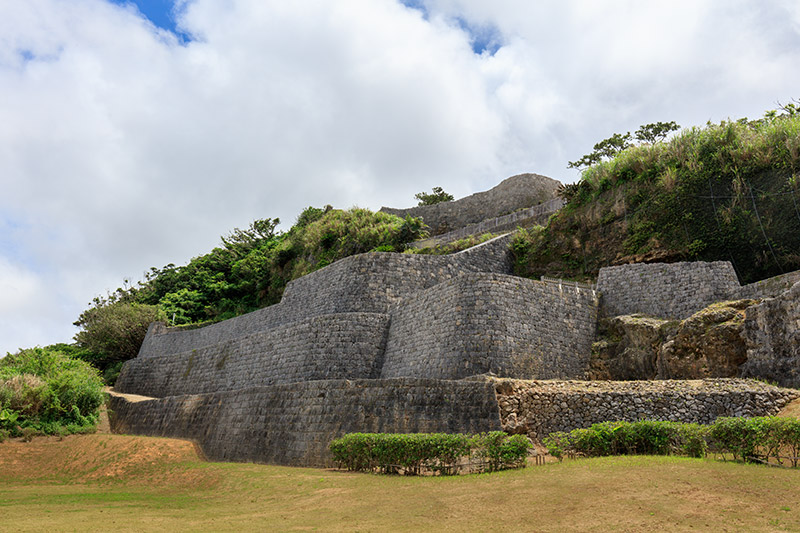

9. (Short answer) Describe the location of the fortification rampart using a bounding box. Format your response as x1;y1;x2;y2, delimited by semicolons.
381;173;559;235
116;313;389;398
381;273;597;380
113;171;800;469
109;378;503;467
596;261;740;319
494;378;800;439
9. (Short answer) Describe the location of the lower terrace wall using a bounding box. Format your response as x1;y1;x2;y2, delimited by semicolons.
381;273;598;380
492;378;800;439
116;313;389;398
109;378;503;467
597;261;740;319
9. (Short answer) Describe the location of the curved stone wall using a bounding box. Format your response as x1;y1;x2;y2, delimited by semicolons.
381;173;560;235
116;313;389;398
381;273;598;380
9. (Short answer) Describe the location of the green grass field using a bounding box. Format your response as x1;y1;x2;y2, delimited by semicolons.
2;434;800;532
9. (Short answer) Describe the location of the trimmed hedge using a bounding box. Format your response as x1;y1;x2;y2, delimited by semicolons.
329;432;531;475
543;418;800;466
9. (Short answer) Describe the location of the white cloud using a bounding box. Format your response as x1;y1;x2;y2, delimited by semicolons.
1;0;800;354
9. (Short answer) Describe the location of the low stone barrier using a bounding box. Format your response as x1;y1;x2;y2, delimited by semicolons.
492;378;799;439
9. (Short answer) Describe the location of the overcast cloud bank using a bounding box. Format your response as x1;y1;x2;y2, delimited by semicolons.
1;0;799;354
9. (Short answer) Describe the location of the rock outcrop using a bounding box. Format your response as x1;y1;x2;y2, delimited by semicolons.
589;300;755;380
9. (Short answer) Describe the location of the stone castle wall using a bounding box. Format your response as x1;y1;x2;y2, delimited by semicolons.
381;173;559;235
381;274;597;380
596;261;740;319
109;379;503;467
113;174;800;468
494;378;800;439
116;313;389;398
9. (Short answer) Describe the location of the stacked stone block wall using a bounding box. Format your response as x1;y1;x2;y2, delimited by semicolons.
596;261;740;319
381;273;598;380
493;378;800;439
109;378;502;467
116;313;389;398
734;270;800;300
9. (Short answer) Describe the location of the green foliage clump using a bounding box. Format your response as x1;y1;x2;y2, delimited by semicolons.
517;110;800;283
0;347;105;437
414;186;454;206
543;421;707;460
73;302;164;384
543;417;800;466
329;431;530;475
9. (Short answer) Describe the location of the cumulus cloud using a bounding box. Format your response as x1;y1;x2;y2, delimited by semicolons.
1;0;799;354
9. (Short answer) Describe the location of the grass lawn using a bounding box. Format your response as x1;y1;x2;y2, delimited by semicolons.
2;434;800;532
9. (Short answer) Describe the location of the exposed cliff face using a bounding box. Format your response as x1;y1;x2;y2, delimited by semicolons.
588;300;755;380
741;282;800;388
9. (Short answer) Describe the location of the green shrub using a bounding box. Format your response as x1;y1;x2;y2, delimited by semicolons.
544;417;800;465
0;347;105;436
329;431;530;475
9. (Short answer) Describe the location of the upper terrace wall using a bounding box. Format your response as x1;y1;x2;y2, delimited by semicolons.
381;173;559;235
137;243;515;360
381;273;598;380
596;261;740;319
116;313;389;398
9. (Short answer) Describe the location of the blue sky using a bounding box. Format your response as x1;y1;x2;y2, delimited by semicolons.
109;0;179;33
1;0;799;355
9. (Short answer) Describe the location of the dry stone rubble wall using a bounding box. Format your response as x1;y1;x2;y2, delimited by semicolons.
494;378;800;439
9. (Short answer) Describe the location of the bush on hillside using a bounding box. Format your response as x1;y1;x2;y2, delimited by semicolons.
543;417;800;466
329;431;530;475
0;347;105;436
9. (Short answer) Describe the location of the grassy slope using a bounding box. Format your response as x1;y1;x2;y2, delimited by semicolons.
2;434;800;532
514;116;800;283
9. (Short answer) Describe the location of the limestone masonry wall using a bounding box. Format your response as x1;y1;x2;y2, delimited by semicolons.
597;261;740;319
381;173;559;235
494;378;800;439
742;281;800;388
381;273;597;380
109;379;503;467
115;313;389;398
